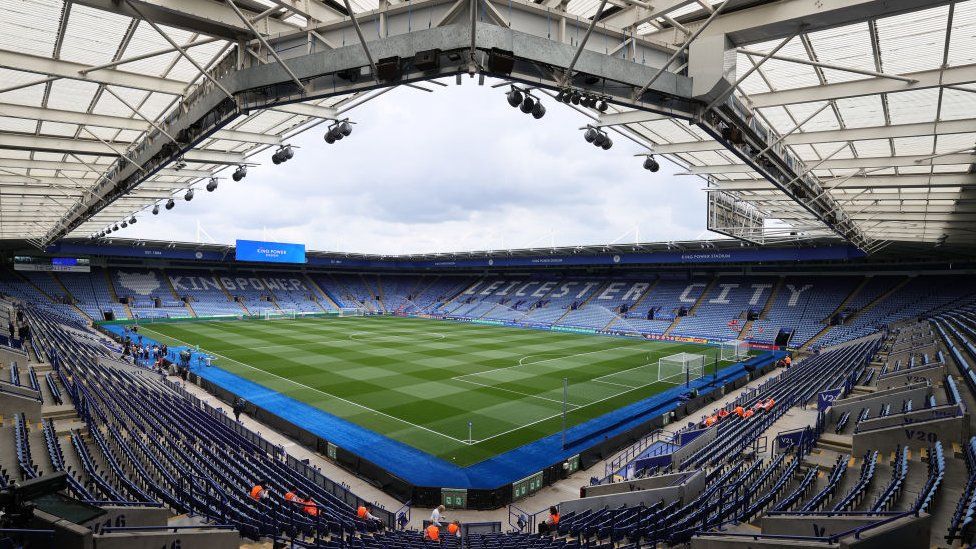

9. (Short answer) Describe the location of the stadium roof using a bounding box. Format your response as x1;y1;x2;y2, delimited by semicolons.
0;0;974;251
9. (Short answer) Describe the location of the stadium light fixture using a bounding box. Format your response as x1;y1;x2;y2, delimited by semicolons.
324;120;354;144
232;165;247;182
505;86;546;119
165;198;175;210
152;204;160;215
206;177;218;192
643;156;660;172
582;125;612;150
129;216;137;224
185;189;195;201
174;157;187;171
271;145;295;164
121;220;128;228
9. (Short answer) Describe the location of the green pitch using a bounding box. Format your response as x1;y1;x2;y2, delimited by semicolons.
140;316;741;466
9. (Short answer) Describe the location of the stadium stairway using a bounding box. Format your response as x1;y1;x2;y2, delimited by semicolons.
163;269;198;317
604;280;659;332
214;271;251;315
664;277;718;336
737;276;784;340
305;273;343;310
800;277;872;351
50;272;95;323
104;268;134;319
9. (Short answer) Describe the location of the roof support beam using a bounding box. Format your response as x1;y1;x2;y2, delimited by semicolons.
654;118;976;153
71;0;297;41
0;49;187;95
745;63;976;108
682;153;976;174
645;0;954;46
707;174;976;192
0;133;244;164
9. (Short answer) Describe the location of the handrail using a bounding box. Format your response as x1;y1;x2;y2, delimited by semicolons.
698;510;921;542
99;524;237;533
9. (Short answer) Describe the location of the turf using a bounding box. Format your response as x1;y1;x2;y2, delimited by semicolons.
139;316;742;466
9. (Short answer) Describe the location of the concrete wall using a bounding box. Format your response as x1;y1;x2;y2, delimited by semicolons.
876;364;945;390
828;382;930;421
673;427;718;468
81;506;170;534
0;383;42;421
562;470;706;515
94;529;239;549
31;509;93;549
853;414;968;454
691;513;930;549
582;470;702;498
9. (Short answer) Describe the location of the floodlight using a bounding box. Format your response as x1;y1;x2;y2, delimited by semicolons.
272;151;283;164
339;122;352;136
570;91;581;105
165;198;175;210
584;128;598;143
112;224;119;232
597;99;609;112
282;145;294;160
506;89;523;107
643;156;660;172
232;165;247;181
206;178;218;192
601;137;613;150
531;102;546;119
152;204;160;215
185;189;194;201
121;221;127;228
555;90;567;102
519;95;535;114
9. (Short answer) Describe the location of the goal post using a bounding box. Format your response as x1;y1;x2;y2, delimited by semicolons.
338;307;366;317
262;308;296;320
720;339;749;361
657;353;705;386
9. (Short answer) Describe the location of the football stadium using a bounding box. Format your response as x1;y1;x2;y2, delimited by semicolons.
2;0;976;548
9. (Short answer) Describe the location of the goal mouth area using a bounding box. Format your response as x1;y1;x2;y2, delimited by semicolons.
720;339;749;361
657;352;706;385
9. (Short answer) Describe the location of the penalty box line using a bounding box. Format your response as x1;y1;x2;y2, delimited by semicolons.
137;327;473;445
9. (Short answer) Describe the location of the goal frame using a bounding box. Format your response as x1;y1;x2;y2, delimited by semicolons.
338;307;366;317
720;339;748;361
657;353;706;386
262;308;296;320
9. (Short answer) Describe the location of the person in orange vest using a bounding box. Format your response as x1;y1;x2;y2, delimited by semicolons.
784;355;792;367
249;481;269;502
303;496;319;517
357;503;382;524
704;415;717;427
284;486;299;505
743;409;755;419
448;520;461;538
538;506;560;534
424;523;440;541
717;409;729;419
734;405;745;417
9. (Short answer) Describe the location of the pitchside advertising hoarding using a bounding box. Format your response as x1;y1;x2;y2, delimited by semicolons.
234;239;307;264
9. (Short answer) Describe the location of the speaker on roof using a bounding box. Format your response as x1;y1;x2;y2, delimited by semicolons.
414;49;441;72
376;57;402;81
487;48;515;75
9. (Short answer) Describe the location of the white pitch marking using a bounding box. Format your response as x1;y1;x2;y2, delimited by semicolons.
137;327;471;444
453;377;582;408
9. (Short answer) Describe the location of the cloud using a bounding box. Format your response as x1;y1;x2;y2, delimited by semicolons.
128;79;709;254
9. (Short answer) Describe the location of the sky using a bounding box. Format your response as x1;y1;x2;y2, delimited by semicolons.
125;78;710;255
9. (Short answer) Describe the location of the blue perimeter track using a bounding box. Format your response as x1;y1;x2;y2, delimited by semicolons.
105;322;781;489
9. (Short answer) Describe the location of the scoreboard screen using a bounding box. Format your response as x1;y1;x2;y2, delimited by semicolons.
14;256;91;272
235;239;306;264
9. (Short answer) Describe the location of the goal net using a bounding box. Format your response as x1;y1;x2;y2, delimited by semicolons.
658;353;705;385
263;309;296;320
720;340;749;361
338;307;366;317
